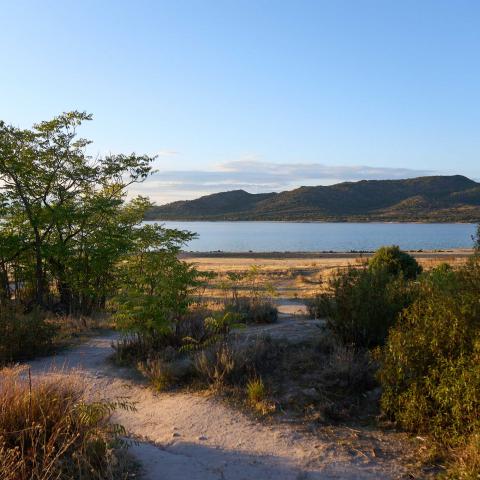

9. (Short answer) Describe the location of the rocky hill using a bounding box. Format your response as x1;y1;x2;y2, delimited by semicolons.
146;175;480;222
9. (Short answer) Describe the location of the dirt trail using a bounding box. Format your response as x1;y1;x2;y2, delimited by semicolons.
27;329;415;480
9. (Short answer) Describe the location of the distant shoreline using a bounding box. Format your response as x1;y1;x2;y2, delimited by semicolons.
180;249;474;260
148;219;479;225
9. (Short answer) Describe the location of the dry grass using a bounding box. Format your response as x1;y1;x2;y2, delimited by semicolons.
447;433;480;479
186;252;471;303
0;365;132;480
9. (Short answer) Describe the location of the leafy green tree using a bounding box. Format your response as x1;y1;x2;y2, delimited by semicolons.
0;112;153;310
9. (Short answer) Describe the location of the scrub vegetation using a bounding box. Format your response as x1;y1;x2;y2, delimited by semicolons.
1;111;478;478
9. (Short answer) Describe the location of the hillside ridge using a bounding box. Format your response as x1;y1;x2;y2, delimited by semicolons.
145;175;480;222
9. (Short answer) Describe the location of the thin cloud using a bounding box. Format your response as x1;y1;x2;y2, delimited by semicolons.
155;150;180;157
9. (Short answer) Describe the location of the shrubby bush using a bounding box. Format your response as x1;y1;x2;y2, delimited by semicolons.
379;259;480;477
225;297;278;324
321;265;415;348
0;305;57;365
220;265;278;324
309;246;419;348
368;245;422;279
307;292;334;319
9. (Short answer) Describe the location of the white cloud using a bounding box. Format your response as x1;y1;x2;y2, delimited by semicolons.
155;150;180;157
129;160;436;204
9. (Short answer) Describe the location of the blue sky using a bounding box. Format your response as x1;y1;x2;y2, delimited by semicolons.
1;0;479;203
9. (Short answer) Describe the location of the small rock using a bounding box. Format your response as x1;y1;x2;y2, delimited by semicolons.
198;435;208;441
172;432;181;438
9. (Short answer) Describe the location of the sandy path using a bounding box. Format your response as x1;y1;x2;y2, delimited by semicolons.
27;332;413;480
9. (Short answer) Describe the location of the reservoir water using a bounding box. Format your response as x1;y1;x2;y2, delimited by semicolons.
145;221;478;252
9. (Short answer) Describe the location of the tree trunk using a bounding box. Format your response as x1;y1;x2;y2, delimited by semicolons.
34;233;45;307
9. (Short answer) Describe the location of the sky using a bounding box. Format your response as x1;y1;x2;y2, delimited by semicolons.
1;0;480;203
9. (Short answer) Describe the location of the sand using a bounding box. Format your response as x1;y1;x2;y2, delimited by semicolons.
26;322;418;479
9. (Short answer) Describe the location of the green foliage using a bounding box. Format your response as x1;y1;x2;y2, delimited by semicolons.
307;293;335;319
324;265;415;348
181;311;244;352
246;377;267;404
0;304;57;365
0;112;160;315
379;259;480;457
112;226;199;339
474;224;480;251
368;245;422;279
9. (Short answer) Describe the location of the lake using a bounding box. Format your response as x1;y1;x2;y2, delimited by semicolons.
144;221;478;252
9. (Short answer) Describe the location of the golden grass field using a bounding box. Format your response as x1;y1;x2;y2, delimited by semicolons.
182;250;473;302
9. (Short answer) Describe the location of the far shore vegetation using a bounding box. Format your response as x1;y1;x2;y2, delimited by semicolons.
0;113;479;478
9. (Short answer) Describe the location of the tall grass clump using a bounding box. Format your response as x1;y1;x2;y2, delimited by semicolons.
0;366;130;480
379;259;480;477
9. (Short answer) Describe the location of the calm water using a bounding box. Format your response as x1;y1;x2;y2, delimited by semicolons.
145;221;477;252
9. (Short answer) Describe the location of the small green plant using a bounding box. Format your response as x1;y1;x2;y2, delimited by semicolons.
474;224;480;251
112;228;200;341
246;377;266;404
181;311;244;352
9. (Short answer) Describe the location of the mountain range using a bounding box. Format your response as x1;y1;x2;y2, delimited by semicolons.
145;175;480;222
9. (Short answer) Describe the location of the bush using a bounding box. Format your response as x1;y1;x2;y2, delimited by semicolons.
138;355;194;391
0;366;130;480
307;293;334;319
193;336;273;388
378;259;480;476
0;305;57;365
194;341;237;388
324;266;415;348
225;298;278;324
474;224;480;251
368;245;422;279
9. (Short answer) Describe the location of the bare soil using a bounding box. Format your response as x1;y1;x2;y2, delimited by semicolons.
26;319;424;479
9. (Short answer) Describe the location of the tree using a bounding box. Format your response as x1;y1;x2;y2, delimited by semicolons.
0;112;152;311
